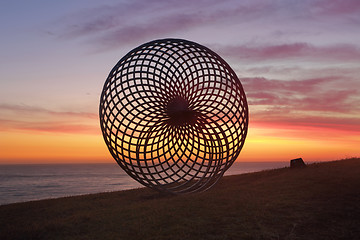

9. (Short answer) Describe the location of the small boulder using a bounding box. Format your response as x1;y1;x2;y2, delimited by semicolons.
290;158;306;168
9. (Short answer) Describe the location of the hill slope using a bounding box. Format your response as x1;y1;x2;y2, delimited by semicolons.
1;158;360;240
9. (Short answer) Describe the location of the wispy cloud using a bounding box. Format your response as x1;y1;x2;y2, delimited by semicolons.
217;43;360;62
313;0;360;17
53;0;360;52
53;0;294;51
242;77;360;112
0;104;97;119
56;0;225;49
242;77;330;93
0;119;99;134
93;13;207;51
0;104;98;134
243;76;360;133
243;66;360;80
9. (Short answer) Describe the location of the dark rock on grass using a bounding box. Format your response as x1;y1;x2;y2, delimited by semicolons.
290;158;306;168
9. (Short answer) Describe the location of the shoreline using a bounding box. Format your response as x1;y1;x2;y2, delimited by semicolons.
0;159;351;207
1;158;359;239
0;161;290;206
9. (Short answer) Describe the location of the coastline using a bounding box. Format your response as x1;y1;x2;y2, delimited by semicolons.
1;158;359;240
0;161;289;205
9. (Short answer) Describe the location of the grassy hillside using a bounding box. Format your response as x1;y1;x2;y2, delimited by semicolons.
1;158;359;240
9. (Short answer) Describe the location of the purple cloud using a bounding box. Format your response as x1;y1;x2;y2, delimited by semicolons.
57;0;222;43
54;0;290;51
47;0;360;56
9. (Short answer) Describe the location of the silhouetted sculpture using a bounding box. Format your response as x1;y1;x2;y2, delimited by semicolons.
99;39;248;194
290;158;306;168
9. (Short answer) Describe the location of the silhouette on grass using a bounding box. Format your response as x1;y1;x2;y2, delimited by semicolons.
290;158;307;168
99;39;248;194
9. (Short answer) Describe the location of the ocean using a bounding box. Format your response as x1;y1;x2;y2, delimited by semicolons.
0;162;288;205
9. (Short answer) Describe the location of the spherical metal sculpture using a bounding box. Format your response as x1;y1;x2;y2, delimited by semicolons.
99;38;248;194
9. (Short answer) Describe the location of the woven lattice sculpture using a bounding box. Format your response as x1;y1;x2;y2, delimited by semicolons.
99;39;248;194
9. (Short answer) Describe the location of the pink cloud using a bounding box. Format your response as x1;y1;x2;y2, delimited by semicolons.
242;77;335;94
298;89;359;112
242;77;360;131
244;66;301;76
313;0;360;16
253;114;360;134
218;43;360;62
244;66;360;81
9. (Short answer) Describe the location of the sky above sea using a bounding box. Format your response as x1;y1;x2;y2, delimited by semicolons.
0;0;359;163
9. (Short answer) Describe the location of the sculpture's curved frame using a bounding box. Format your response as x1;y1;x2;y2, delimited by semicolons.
99;38;248;194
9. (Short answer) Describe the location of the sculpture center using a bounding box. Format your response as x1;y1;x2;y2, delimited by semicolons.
166;96;197;126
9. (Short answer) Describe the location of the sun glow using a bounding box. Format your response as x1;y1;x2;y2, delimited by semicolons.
0;131;111;164
1;118;358;164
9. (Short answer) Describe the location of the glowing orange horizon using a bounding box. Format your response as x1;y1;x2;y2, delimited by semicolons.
1;119;358;164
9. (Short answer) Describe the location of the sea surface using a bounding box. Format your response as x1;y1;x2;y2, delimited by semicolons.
0;162;288;205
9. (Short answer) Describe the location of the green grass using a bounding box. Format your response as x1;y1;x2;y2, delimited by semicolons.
1;158;360;240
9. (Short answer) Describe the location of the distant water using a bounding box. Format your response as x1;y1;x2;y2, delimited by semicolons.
0;162;288;205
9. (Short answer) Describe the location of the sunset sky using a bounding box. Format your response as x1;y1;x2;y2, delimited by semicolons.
1;0;359;164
